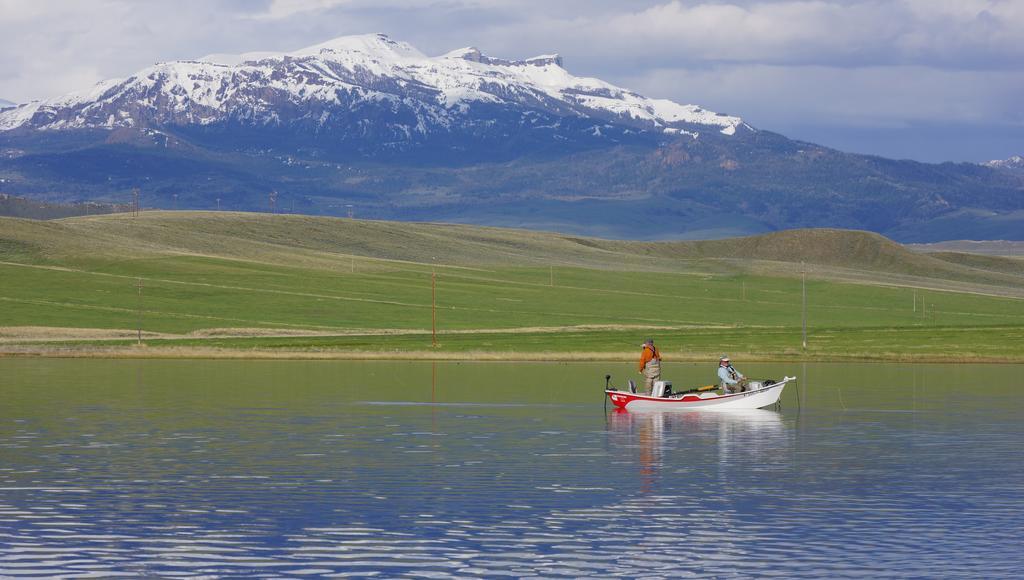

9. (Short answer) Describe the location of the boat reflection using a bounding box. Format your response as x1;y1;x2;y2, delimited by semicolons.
608;409;790;494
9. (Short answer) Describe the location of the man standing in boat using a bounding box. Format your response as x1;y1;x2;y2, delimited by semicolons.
637;338;662;395
718;355;749;393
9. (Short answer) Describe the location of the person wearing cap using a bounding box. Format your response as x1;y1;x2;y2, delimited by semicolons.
637;338;662;395
718;355;748;393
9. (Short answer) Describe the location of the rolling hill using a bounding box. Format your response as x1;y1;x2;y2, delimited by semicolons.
1;211;1021;283
1;212;1022;360
0;193;127;219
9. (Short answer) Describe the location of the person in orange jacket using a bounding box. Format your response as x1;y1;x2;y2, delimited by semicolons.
637;338;662;395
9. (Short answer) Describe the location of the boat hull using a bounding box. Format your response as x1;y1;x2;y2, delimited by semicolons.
606;377;793;412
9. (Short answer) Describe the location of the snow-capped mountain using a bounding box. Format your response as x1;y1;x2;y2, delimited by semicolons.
2;34;1022;242
984;155;1024;171
0;98;16;110
0;33;745;149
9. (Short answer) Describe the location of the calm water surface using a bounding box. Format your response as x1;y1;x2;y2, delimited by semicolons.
1;360;1022;577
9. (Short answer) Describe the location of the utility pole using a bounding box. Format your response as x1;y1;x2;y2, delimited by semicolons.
136;277;144;345
269;190;277;214
216;197;221;211
431;270;438;348
801;262;807;350
172;193;178;211
132;188;140;217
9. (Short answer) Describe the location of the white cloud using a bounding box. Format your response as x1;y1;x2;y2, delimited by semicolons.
623;64;1024;128
248;0;352;20
563;0;1024;69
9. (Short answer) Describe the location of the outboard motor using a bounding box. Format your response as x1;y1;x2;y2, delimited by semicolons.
652;380;672;397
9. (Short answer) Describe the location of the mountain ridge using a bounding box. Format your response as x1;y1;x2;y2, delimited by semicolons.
985;155;1024;172
0;33;743;140
0;34;1021;242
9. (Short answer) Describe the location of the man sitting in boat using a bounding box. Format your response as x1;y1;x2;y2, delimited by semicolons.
718;355;749;393
637;338;662;395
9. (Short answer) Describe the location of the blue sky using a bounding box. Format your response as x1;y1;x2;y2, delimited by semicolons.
1;0;1021;162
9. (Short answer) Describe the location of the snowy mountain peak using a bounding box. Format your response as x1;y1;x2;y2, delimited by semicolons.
985;155;1024;170
524;54;563;67
200;33;422;66
441;47;562;68
442;47;485;62
289;32;424;60
195;33;419;67
0;98;16;110
0;34;745;139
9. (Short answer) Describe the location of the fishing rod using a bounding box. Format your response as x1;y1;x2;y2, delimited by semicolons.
604;374;611;413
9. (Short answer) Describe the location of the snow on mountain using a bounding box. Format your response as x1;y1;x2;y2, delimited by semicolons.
985;155;1024;170
0;98;15;109
0;33;745;138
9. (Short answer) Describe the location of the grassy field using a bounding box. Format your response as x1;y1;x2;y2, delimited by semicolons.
2;211;1023;361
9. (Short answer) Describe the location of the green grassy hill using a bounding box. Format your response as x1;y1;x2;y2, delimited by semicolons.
926;252;1024;277
909;239;1024;257
2;211;1022;361
0;193;127;220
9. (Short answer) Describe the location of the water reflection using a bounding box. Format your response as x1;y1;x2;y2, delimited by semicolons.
1;359;1022;577
608;409;790;497
607;410;666;494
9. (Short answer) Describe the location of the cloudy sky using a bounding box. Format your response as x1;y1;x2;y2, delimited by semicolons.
1;0;1021;162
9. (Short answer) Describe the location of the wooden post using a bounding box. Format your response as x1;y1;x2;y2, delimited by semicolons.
801;263;807;350
431;271;437;348
136;278;144;345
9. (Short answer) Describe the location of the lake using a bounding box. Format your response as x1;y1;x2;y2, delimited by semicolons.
1;359;1022;577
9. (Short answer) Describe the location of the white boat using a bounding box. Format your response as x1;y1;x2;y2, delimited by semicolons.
605;376;795;412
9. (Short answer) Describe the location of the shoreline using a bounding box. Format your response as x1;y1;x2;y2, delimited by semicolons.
1;346;1020;364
